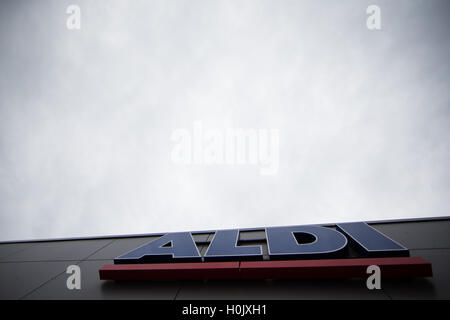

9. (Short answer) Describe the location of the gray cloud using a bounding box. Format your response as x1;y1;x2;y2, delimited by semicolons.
0;0;449;241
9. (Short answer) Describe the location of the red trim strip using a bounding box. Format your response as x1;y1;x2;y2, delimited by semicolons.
99;257;432;281
240;257;432;279
100;262;240;280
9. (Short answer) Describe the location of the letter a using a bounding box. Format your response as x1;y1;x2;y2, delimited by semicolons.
366;5;381;30
66;265;81;290
66;5;81;30
366;265;381;289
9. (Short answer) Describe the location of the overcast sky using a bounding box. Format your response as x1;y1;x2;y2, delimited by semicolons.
0;0;449;241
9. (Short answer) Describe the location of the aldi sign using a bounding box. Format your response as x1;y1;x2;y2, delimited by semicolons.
99;222;432;281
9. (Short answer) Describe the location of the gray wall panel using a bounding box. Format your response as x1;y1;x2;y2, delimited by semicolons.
0;243;34;260
87;237;159;260
383;248;450;299
2;239;113;262
192;234;211;243
25;260;180;300
0;261;74;299
372;220;450;250
239;230;266;241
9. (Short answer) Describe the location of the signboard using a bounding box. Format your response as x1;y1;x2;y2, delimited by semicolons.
99;222;432;280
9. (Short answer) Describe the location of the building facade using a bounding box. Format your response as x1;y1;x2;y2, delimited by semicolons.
0;217;449;299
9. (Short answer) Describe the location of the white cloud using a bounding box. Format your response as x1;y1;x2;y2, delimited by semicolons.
0;0;449;241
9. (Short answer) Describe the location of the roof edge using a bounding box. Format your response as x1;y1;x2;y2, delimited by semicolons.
1;215;449;245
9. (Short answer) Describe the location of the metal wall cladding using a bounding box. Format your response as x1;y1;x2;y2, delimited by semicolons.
0;218;449;299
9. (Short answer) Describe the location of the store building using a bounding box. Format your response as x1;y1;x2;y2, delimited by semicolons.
0;216;449;299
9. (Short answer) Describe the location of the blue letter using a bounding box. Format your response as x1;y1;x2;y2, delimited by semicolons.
266;226;347;259
114;232;201;263
204;229;263;261
336;222;409;257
